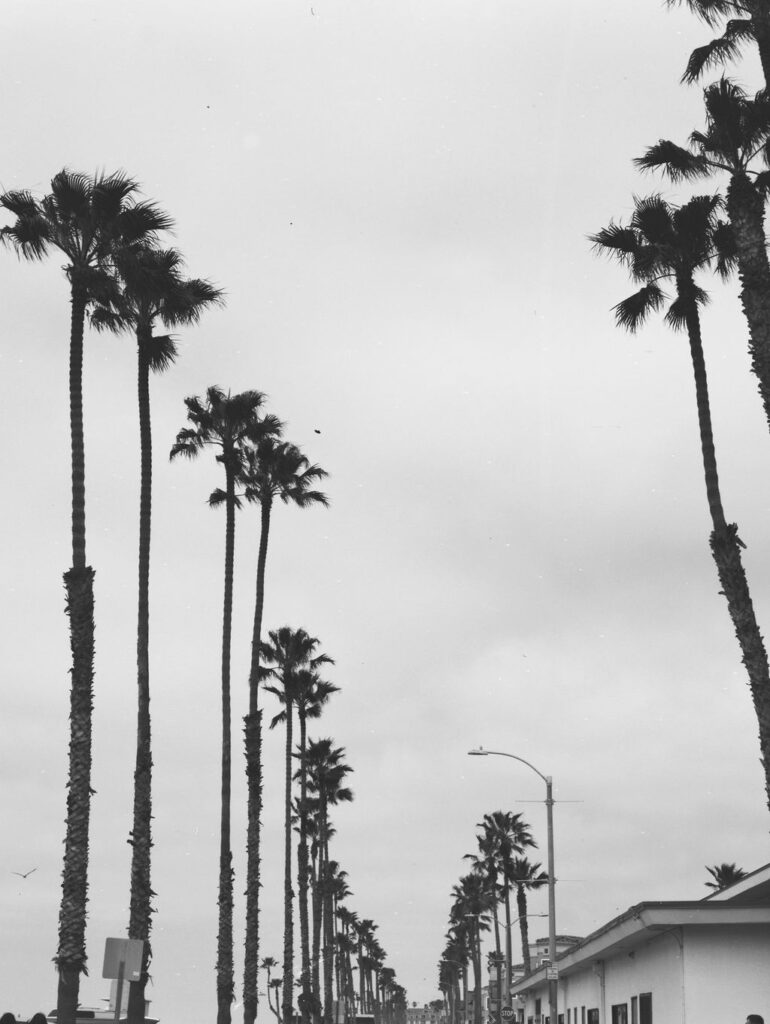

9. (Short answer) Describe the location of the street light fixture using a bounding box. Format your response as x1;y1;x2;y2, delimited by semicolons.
468;748;558;1024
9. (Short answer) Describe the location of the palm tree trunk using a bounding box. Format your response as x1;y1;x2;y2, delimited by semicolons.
503;884;516;979
57;282;94;1024
217;466;237;1024
471;923;482;1024
127;335;154;1024
322;820;334;1024
515;885;531;977
683;280;770;814
312;808;325;1023
726;171;770;436
283;702;296;1024
298;713;313;1024
244;500;271;1024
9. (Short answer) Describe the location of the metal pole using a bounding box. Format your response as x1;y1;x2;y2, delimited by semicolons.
545;777;557;1024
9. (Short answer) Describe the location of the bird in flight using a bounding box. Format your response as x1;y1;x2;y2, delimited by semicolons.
12;867;37;878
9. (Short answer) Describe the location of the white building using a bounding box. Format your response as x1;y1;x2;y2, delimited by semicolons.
510;863;770;1024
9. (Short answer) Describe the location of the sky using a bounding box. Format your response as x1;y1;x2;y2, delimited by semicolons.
2;0;770;1019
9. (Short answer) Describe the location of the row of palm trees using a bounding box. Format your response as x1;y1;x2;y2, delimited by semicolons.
437;812;547;1024
592;0;770;817
0;172;406;1024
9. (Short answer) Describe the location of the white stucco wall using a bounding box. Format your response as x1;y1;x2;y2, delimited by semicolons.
518;923;770;1024
683;924;770;1022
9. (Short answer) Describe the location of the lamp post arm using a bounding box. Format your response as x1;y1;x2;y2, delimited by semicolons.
471;749;549;786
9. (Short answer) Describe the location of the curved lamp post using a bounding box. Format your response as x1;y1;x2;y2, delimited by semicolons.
468;749;557;1024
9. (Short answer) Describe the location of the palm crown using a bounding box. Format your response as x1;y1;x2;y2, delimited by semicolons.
0;169;172;288
590;193;733;332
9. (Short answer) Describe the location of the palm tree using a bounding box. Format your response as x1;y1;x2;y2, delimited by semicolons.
664;0;770;87
262;629;334;1024
293;673;339;1024
465;837;504;1012
306;740;354;1023
241;439;328;1024
261;958;282;1024
0;169;171;1024
170;388;281;1024
90;244;222;1023
636;78;770;435
474;812;535;988
449;875;493;1024
592;193;770;816
705;861;748;890
507;858;548;974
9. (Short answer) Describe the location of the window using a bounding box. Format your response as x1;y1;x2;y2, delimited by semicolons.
639;994;652;1024
568;1010;571;1024
631;997;637;1024
612;1006;628;1024
587;1011;599;1024
581;1009;585;1024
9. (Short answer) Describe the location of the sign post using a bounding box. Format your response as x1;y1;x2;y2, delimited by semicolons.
102;938;145;1021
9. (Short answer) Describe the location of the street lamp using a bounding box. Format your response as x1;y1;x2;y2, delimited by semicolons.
468;748;558;1024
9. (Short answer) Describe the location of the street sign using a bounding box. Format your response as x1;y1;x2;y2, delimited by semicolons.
103;937;145;981
501;1008;515;1021
545;966;559;981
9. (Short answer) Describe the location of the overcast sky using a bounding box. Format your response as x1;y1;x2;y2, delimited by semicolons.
3;0;770;1020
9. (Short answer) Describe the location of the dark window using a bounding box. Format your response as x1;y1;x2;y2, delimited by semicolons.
587;1011;599;1024
581;1010;585;1024
612;1006;628;1024
535;1001;541;1017
630;997;637;1024
639;994;652;1024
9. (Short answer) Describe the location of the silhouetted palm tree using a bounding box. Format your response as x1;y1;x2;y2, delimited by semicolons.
262;629;334;1024
705;861;748;890
171;388;280;1024
592;193;770;817
0;169;171;1024
91;244;222;1022
449;875;493;1024
306;740;354;1022
292;673;339;1024
637;78;770;434
508;857;548;973
241;439;328;1024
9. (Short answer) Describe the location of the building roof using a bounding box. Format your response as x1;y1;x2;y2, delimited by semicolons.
511;863;770;996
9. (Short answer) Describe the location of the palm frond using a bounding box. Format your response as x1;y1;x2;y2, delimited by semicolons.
665;0;742;28
712;218;738;276
635;140;712;181
682;20;754;82
89;307;126;334
589;223;639;262
613;283;666;332
50;169;92;219
146;333;179;373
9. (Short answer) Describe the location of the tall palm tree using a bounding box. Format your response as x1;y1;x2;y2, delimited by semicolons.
665;0;770;86
262;629;334;1024
293;673;339;1024
636;78;770;434
306;740;354;1023
705;861;748;890
171;388;281;1024
474;812;535;990
90;244;222;1023
0;169;171;1024
449;875;493;1024
464;844;502;1015
592;193;770;816
241;439;328;1024
507;858;548;974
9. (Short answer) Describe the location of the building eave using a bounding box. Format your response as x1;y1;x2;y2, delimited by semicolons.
510;903;770;995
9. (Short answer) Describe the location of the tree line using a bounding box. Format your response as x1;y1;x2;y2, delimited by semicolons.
591;0;770;815
437;812;546;1024
0;173;406;1024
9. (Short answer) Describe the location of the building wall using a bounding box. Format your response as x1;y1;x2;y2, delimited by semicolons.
683;924;770;1022
520;929;683;1024
520;923;770;1024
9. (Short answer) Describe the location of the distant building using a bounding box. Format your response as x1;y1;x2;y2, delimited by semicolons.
406;1002;447;1024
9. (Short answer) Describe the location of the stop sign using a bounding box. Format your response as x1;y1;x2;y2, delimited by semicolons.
501;1009;515;1021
